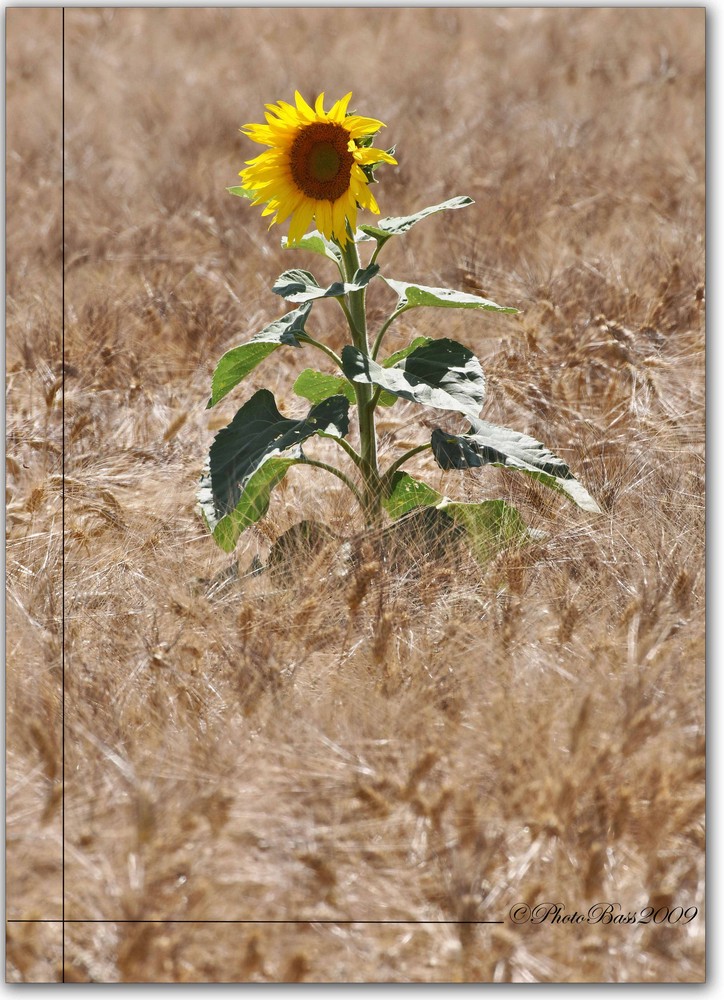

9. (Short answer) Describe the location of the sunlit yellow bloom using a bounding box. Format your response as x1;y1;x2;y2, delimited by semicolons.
239;91;396;247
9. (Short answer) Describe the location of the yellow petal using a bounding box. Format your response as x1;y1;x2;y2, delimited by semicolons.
344;115;386;138
287;200;316;245
328;92;353;122
353;146;397;166
316;199;333;239
241;125;276;144
294;91;316;121
332;198;349;239
275;100;302;123
314;92;327;117
273;192;305;226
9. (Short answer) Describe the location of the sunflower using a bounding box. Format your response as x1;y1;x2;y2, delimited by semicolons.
239;91;397;247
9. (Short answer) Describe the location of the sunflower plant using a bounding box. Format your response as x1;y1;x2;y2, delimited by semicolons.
199;91;601;558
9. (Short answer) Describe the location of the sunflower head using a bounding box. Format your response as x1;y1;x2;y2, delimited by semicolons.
238;91;397;247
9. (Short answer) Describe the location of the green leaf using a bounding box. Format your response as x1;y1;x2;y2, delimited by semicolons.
342;337;486;420
273;264;379;303
286;228;374;256
382;470;443;518
200;389;350;551
359;196;475;245
382;471;533;561
227;185;256;200
382;277;518;314
281;229;376;261
381;337;432;368
431;419;602;514
207;304;311;408
199;456;301;553
281;230;343;265
293;369;357;407
437;497;534;561
293;369;396;409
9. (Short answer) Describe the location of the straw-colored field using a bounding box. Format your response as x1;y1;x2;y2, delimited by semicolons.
6;6;705;983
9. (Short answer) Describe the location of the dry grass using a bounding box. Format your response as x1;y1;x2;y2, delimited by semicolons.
6;6;705;983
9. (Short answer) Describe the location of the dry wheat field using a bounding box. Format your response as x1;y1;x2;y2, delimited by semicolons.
5;5;705;984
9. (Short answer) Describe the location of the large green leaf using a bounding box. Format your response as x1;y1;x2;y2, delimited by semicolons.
200;389;350;551
382;470;443;519
431;419;602;514
359;196;474;245
382;277;517;314
341;338;486;420
199;456;301;553
283;228;375;260
437;498;535;561
381;337;432;367
208;304;311;408
293;368;397;408
382;471;532;560
273;264;379;303
281;230;343;265
293;369;357;407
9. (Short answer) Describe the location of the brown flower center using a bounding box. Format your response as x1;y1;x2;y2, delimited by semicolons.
290;121;355;201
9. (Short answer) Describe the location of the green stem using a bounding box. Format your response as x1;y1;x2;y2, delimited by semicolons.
371;306;407;360
337;234;381;525
335;297;359;345
329;434;366;472
300;458;365;511
297;333;343;371
382;442;433;486
369;238;389;268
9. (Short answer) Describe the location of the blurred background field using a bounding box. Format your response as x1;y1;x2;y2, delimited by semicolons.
6;6;704;983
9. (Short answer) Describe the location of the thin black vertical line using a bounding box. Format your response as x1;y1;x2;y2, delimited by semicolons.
61;5;66;984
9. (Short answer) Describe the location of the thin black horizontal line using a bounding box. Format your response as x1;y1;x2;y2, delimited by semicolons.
8;919;505;926
7;920;64;924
